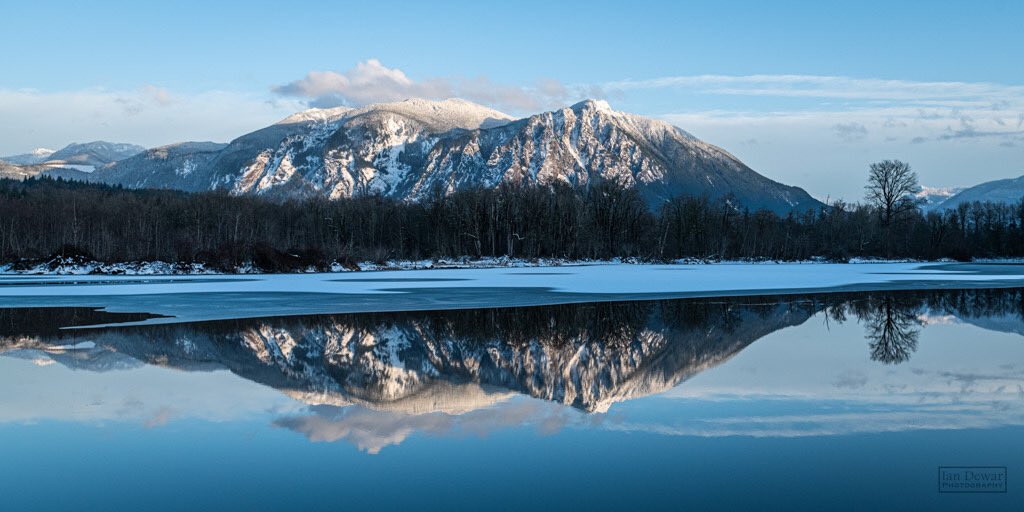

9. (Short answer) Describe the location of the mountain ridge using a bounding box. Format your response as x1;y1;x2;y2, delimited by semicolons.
0;141;146;179
933;175;1024;210
8;99;825;213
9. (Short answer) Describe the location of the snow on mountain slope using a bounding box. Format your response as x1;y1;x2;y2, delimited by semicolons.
45;141;146;167
89;142;229;189
0;160;38;180
403;99;820;211
91;98;822;213
276;106;354;125
0;160;92;181
0;147;56;165
230;98;517;198
346;98;515;131
917;185;963;211
274;99;512;130
3;142;143;171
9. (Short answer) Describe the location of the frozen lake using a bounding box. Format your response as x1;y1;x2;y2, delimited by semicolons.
3;262;1024;323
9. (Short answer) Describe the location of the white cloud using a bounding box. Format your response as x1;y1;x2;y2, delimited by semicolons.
0;86;302;155
272;60;453;108
611;73;1024;148
273;59;605;113
608;74;1024;105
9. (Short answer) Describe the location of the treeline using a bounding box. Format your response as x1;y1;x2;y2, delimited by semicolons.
1;177;1024;271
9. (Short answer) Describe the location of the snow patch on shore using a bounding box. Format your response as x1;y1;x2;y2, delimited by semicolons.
0;255;1016;276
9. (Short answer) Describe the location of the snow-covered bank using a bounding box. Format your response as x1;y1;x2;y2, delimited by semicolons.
0;256;619;275
0;255;980;276
0;257;755;276
0;260;219;275
2;262;1024;325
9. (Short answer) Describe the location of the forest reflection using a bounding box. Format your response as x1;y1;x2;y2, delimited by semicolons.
2;288;1023;411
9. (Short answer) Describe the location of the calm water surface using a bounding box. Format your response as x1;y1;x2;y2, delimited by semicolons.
1;290;1021;511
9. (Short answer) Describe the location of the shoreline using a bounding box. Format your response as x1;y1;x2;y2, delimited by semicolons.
5;255;1016;276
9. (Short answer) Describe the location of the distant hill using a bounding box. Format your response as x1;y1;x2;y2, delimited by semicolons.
43;141;147;170
0;147;55;165
933;175;1024;210
916;186;963;212
0;159;93;181
0;141;146;181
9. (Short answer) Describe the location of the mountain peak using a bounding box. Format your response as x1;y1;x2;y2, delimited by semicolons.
276;106;353;126
276;98;516;132
571;98;614;113
352;97;515;130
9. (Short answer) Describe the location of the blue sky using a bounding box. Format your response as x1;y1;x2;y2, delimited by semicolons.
3;0;1022;200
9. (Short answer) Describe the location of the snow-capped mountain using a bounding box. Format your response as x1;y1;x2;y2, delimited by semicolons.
92;98;822;213
932;175;1024;210
44;141;146;169
0;147;56;165
916;186;963;211
1;141;146;178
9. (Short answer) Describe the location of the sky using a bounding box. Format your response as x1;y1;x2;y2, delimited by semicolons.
2;0;1022;201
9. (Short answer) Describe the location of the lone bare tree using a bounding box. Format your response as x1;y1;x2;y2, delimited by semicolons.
864;296;921;365
865;159;921;227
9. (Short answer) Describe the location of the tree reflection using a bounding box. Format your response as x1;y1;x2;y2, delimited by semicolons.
823;288;1024;365
863;296;921;364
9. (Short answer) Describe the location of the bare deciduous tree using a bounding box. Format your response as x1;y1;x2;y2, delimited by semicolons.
865;296;920;364
865;159;921;227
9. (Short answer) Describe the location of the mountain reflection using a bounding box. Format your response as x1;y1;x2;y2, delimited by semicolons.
0;300;815;413
2;288;1024;418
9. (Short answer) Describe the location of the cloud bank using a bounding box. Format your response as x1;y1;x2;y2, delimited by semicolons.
272;59;606;113
0;86;301;155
